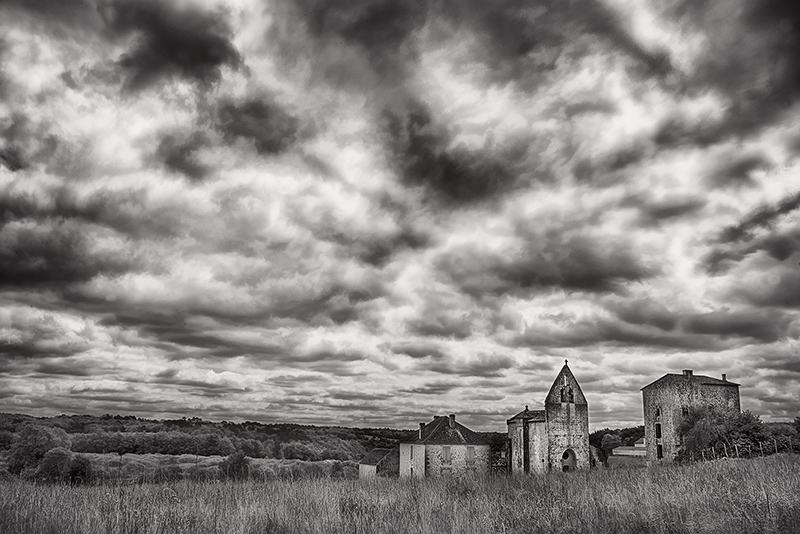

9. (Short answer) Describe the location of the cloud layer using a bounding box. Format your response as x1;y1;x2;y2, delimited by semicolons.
1;0;799;430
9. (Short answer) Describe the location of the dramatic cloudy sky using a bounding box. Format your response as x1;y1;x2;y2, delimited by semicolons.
1;0;799;431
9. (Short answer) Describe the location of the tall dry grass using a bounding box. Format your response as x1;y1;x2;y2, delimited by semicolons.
1;455;798;534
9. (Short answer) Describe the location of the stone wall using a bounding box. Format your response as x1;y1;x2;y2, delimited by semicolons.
642;373;740;464
545;402;590;471
423;444;490;476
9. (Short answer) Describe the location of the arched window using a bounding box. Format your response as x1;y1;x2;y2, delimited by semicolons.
560;388;567;402
568;388;574;403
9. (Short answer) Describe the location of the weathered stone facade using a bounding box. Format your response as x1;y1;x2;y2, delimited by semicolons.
507;362;590;473
398;414;491;477
641;369;740;464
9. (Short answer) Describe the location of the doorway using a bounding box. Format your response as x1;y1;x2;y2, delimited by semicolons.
561;449;577;472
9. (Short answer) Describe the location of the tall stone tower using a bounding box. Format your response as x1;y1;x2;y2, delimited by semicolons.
545;361;590;471
507;361;590;473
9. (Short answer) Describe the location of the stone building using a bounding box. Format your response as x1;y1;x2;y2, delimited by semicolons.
399;414;491;477
358;448;399;478
641;369;740;464
507;361;590;473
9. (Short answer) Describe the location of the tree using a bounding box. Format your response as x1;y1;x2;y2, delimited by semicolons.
8;424;71;475
34;447;73;483
68;454;94;485
600;433;622;455
677;407;768;461
219;451;250;481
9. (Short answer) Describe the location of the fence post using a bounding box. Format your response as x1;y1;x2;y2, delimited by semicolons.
774;439;778;455
760;442;764;457
735;444;739;458
701;450;705;461
723;443;728;458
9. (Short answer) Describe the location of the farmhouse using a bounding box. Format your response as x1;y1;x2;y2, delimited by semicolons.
399;414;491;477
612;437;646;457
641;369;740;464
358;448;399;478
507;361;590;473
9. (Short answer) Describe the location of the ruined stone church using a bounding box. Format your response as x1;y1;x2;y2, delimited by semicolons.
507;361;590;473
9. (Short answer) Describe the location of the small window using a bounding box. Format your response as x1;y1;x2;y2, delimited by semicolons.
442;446;451;464
466;446;475;465
657;445;663;459
655;407;661;420
655;423;662;439
568;388;574;403
682;406;689;416
560;387;567;402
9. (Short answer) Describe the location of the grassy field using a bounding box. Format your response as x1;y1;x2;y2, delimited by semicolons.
1;455;799;534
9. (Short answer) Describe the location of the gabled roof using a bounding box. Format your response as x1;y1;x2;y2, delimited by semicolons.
506;406;546;424
641;373;740;390
545;361;587;405
359;448;394;466
411;416;489;445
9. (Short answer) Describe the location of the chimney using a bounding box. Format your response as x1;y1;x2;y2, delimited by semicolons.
682;369;693;377
448;414;455;428
722;373;727;381
419;422;425;440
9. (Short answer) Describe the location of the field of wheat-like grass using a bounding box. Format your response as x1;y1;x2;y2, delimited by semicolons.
1;454;799;534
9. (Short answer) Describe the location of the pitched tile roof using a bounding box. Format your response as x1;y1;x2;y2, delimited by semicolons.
359;448;395;466
506;406;546;424
641;372;740;390
412;415;490;445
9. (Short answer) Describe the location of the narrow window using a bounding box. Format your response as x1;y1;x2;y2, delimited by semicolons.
655;407;661;420
466;446;475;465
568;388;574;403
657;445;663;459
443;446;451;464
655;423;662;439
560;387;566;402
681;406;689;416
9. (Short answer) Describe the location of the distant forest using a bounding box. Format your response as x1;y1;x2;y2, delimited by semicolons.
0;412;649;462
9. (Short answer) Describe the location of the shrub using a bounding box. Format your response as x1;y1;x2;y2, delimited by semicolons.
8;425;71;475
219;451;250;481
34;447;73;483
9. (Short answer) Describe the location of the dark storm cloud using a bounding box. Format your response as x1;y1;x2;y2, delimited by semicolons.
440;234;654;298
387;341;446;360
737;268;800;309
216;98;299;156
0;183;187;240
0;113;59;172
400;381;460;395
385;101;516;205
657;0;800;145
685;309;792;342
416;353;515;378
609;298;679;332
708;153;771;189
441;0;672;85
720;191;800;244
0;222;130;287
101;0;240;92
0;0;99;27
156;132;210;181
704;192;800;273
34;361;95;377
292;0;425;81
638;197;706;225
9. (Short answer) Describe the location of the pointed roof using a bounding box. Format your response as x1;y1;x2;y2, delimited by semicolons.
412;415;489;445
545;360;587;405
359;448;395;466
506;405;546;424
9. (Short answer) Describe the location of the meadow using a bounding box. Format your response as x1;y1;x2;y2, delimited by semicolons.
1;454;799;534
